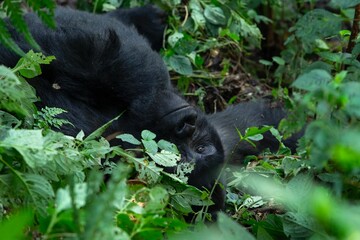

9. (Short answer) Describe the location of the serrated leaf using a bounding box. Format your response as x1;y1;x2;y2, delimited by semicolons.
148;150;180;167
292;69;332;91
22;173;55;216
116;133;141;145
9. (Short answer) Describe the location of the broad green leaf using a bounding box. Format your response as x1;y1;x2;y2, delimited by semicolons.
204;5;226;25
292;69;332;91
330;0;360;8
0;129;46;168
191;9;206;29
168;55;193;75
116;213;134;235
294;9;342;52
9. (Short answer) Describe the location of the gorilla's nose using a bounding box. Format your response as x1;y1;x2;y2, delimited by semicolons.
175;107;197;138
159;105;198;139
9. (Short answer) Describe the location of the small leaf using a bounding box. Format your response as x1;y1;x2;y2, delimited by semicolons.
272;56;285;65
116;133;141;145
259;59;273;66
141;130;156;140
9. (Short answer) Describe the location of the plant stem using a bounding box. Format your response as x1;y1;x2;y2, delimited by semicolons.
346;4;360;54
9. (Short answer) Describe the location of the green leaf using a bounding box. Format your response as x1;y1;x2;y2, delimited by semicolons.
259;59;273;66
294;9;342;52
144;186;169;213
0;210;34;240
204;5;226;25
148;150;180;167
217;213;256;239
168;55;193;75
142;139;158;155
168;32;184;48
272;56;285;66
330;0;360;8
116;133;141;145
158;139;178;153
141;130;156;140
116;213;134;235
82;165;130;240
292;69;332;91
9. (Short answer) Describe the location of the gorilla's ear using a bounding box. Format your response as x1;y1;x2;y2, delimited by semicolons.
106;5;167;51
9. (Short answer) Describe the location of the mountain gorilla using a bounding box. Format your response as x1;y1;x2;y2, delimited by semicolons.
0;5;225;214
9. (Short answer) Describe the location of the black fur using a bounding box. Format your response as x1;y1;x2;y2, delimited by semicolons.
0;6;225;215
207;100;301;163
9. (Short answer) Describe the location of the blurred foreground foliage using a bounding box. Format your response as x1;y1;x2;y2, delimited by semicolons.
1;0;360;239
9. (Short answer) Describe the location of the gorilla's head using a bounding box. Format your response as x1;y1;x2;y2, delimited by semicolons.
153;106;225;213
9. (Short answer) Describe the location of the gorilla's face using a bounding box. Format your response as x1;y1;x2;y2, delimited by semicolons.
156;107;224;199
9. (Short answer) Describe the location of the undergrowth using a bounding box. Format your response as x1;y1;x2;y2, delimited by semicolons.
1;0;360;239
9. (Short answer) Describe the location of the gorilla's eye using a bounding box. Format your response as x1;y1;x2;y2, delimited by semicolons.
196;145;205;153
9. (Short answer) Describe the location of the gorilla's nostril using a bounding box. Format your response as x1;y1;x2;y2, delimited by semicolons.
176;123;196;138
